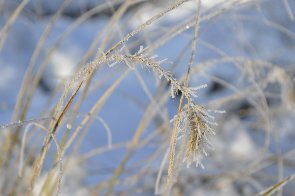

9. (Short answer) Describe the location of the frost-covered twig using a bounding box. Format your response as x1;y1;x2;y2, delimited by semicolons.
0;117;54;130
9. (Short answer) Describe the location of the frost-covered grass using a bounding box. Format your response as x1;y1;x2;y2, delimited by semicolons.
0;0;295;195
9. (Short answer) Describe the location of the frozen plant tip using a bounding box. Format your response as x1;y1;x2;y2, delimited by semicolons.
171;102;225;168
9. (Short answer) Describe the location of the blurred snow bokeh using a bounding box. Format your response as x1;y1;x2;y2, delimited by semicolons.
0;0;295;195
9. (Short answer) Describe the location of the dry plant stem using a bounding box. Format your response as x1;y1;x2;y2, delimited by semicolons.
150;0;226;52
36;158;58;196
122;26;168;121
99;83;148;109
213;146;295;194
36;69;131;195
42;0;135;158
153;0;262;52
155;147;170;195
112;7;165;122
282;0;294;21
54;116;165;196
199;58;273;171
207;78;269;108
0;117;54;130
96;0;132;56
10;0;72;128
62;68;130;155
58;63;102;150
21;0;248;194
225;19;259;58
80;44;189;164
63;68;129;156
39;83;65;117
55;2;139;144
26;68;89;195
2;0;73;170
60;0;138;149
3;121;49;195
84;129;165;194
1;152;20;195
7;114;54;193
104;0;190;57
104;102;159;196
245;65;281;194
37;0;126;73
94;1;190;194
254;173;295;196
90;168;160;195
167;0;201;186
19;123;46;177
63;69;131;176
23;123;63;196
86;66;127;97
121;140;170;196
167;93;185;183
256;4;295;39
19;0;129;152
0;0;29;54
134;68;168;121
103;55;186;195
30;123;63;196
165;118;189;196
25;0;132;120
77;142;129;163
202;73;271;168
1;1;291;195
0;0;29;169
48;135;63;196
21;6;109;136
78;0;140;68
251;148;295;178
153;7;227;51
58;79;89;151
12;57;270;194
196;74;272;191
19;125;49;194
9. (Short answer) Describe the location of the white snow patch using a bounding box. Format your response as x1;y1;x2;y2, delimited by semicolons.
50;52;76;78
229;129;256;162
0;63;16;90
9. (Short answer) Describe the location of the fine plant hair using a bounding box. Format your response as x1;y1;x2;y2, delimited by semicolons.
1;0;295;196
